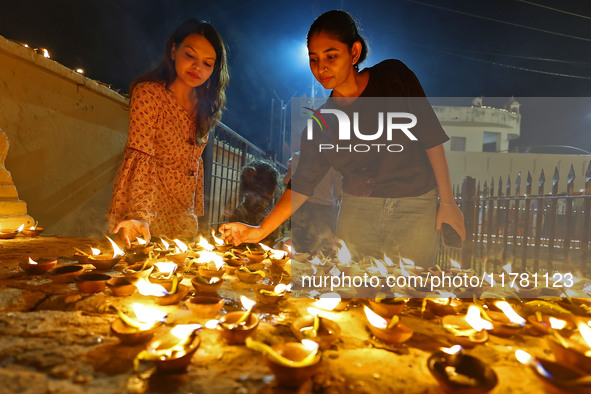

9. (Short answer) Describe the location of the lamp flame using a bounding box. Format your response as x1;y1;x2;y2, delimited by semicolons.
364;306;388;329
259;243;287;259
131;303;167;328
577;321;591;348
495;301;526;326
450;259;462;270
28;257;38;265
383;254;395;267
154;262;177;275
42;48;50;58
502;263;513;274
240;295;256;310
160;238;170;251
205;320;219;329
105;235;125;257
209;277;220;284
134;279;169;297
314;293;341;311
197;236;214;251
173;239;188;253
136;237;148;245
170;324;201;340
301;339;319;354
274;283;290;294
549;317;567;330
16;224;24;232
336;239;352;266
197;251;225;270
211;228;224;246
442;345;462;355
401;257;416;268
91;247;101;256
465;305;493;331
515;350;553;379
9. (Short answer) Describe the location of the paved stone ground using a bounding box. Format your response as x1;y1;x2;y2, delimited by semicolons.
0;236;581;393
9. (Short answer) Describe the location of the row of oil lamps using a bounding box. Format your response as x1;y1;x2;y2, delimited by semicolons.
0;223;43;238
16;233;591;391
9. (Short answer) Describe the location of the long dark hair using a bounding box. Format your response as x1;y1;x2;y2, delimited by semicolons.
307;10;368;71
130;19;229;144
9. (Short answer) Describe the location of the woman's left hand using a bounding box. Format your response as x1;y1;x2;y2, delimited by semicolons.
436;203;466;241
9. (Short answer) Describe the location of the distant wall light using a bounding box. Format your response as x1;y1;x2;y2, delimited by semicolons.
76;68;84;74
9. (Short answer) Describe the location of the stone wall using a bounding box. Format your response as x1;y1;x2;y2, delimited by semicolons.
0;35;129;237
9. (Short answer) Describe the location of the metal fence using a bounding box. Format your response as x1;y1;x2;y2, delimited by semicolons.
439;161;591;275
201;122;287;236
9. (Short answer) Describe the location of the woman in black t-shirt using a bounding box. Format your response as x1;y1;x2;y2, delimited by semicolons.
220;10;465;267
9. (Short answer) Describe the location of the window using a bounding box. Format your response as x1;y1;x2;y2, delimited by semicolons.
450;136;466;151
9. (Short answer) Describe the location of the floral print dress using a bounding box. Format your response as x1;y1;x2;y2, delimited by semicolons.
107;81;206;240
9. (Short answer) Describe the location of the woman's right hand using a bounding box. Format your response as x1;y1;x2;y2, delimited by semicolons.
113;219;151;249
218;222;264;246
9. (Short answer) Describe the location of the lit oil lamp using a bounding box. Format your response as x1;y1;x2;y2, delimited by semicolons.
195;235;215;252
259;243;289;267
548;321;591;374
291;307;341;350
0;223;21;239
73;246;101;264
150;261;179;291
125;237;153;263
74;272;111;293
236;266;265;284
441;305;491;348
191;275;223;295
135;277;189;306
526;313;574;337
449;259;474;276
364;306;413;345
153;237;173;256
21;222;43;237
218;296;259;345
400;257;423;275
47;265;85;283
211;228;232;252
427;345;498;393
167;239;190;264
247;338;321;388
106;277;136;297
196;252;226;279
516;349;591;393
424;291;463;316
222;251;246;275
255;283;290;305
20;257;56;275
122;261;154;281
485;301;526;337
135;324;202;371
89;236;125;270
111;303;167;344
367;296;408;318
185;296;225;318
243;246;267;264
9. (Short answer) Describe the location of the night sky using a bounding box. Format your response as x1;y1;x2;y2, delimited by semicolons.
2;0;591;156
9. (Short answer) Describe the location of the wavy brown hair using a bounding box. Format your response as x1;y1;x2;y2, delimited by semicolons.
130;19;229;145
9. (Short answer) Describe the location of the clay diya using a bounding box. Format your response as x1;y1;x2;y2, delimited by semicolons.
243;248;266;264
211;229;232;252
21;225;43;237
150;262;181;291
425;297;463;316
20;257;56;275
111;303;167;344
128;237;154;256
258;243;289;267
0;224;20;239
224;257;244;275
255;283;290;305
428;345;498;393
47;265;85;283
74;273;111;293
526;313;574;337
367;297;408;317
247;338;321;388
218;296;259;345
89;254;123;271
547;321;591;374
364;306;413;345
166;239;190;264
198;262;225;279
236;266;265;284
122;262;154;281
291;309;341;350
155;284;190;306
441;306;491;348
185;296;225;318
485;301;525;337
191;275;223;295
107;277;137;297
516;349;591;394
136;324;202;371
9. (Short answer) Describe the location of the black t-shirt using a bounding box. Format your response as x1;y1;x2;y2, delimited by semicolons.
291;59;449;198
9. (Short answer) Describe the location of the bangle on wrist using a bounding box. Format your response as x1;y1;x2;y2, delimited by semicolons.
440;202;456;206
